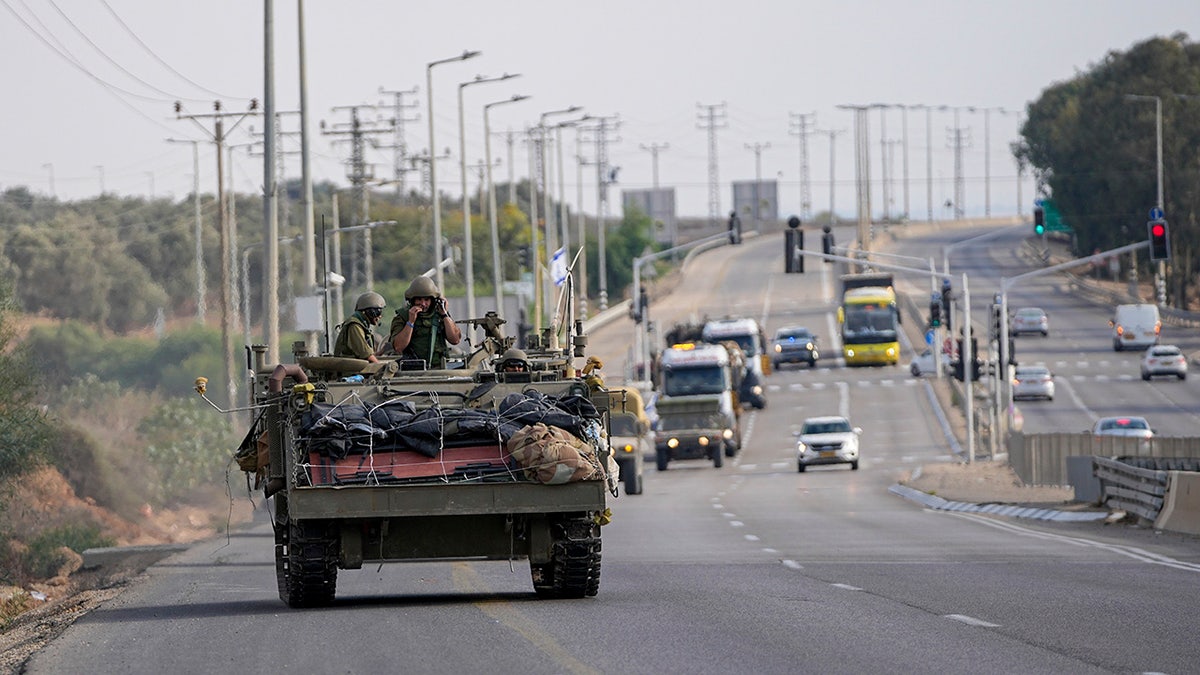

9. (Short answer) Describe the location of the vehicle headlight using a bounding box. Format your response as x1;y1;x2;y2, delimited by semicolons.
774;344;782;353
722;428;734;439
667;437;679;449
698;436;710;446
796;441;807;452
622;443;634;454
805;342;814;350
751;385;763;396
886;347;896;357
845;348;855;357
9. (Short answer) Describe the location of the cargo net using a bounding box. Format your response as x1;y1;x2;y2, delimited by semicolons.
295;390;614;488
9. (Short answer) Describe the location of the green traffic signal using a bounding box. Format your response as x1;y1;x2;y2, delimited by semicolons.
1034;223;1045;235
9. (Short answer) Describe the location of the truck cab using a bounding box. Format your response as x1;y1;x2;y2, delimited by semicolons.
701;317;769;408
653;342;741;469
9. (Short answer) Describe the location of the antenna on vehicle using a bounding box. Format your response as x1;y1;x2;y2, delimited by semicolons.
320;215;331;355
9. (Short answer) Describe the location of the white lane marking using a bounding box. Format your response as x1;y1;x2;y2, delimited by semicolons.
831;583;863;591
945;614;1000;628
744;534;760;542
730;521;744;527
946;511;1200;573
782;559;803;570
762;548;778;554
722;512;736;518
838;381;851;419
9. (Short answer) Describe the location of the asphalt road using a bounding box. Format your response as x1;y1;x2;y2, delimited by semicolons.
25;226;1200;674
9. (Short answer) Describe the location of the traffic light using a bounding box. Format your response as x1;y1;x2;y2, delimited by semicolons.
1034;207;1045;236
929;294;942;328
518;245;531;268
991;304;1002;338
821;225;834;260
940;279;952;331
1148;219;1171;262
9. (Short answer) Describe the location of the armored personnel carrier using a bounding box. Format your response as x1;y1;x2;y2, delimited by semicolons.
217;316;616;608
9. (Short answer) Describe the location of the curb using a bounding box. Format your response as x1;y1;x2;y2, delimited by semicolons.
888;484;1110;522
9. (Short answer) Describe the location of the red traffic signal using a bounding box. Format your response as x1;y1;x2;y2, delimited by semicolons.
1148;219;1170;262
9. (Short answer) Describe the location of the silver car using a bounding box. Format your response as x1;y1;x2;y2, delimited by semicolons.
1011;307;1049;337
796;416;861;472
1141;344;1188;381
1012;365;1054;401
1091;416;1153;439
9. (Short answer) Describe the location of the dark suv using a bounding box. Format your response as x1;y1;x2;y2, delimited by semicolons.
772;326;819;368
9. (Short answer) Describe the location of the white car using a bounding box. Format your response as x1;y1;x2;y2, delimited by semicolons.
1141;344;1188;381
796;416;861;472
1011;307;1049;336
1012;365;1055;401
908;348;951;377
1091;416;1154;440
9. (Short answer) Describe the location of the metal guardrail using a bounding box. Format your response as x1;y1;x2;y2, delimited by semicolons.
1093;456;1168;521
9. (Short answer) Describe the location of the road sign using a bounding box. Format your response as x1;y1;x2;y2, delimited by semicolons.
1149;207;1164;220
925;329;934;346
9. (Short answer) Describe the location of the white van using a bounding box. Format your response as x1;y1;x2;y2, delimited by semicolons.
1110;304;1161;351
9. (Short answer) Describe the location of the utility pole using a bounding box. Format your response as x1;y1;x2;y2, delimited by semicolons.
744;142;770;233
173;98;259;410
581;115;620;310
166;138;207;323
575;127;589;318
378;85;420;200
788;111;816;219
942;106;972;220
696;102;727;229
836;104;873;250
817;128;846;225
323;105;390;290
639;142;670;189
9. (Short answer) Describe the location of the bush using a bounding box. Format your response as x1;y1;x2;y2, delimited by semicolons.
138;398;234;503
21;523;113;579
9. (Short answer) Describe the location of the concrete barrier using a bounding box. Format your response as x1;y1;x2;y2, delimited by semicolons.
1155;471;1200;536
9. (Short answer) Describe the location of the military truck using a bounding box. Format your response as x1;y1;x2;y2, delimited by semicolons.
219;322;616;608
653;341;742;469
605;385;651;495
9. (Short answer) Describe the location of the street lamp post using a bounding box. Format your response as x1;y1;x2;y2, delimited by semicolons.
535;106;582;328
484;94;530;319
1125;93;1165;305
459;73;518;320
1124;94;1164;211
427;50;481;294
539;107;582;258
555;119;585;257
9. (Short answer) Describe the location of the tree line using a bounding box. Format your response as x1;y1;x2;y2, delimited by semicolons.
1014;33;1200;305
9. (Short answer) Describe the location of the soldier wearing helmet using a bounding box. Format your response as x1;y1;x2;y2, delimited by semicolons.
333;291;386;362
498;347;530;373
388;275;462;368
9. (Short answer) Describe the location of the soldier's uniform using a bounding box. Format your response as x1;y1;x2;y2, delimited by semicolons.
334;312;377;360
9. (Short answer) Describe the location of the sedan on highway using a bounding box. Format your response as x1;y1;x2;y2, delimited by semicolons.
1091;416;1154;440
1141;344;1188;381
795;416;861;472
1012;365;1055;401
909;348;950;377
1011;307;1049;336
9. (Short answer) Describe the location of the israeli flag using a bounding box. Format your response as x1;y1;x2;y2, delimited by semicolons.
550;247;568;286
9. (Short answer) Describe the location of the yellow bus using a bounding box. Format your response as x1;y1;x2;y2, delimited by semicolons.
839;286;900;366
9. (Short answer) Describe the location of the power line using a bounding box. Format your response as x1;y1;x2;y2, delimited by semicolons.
100;0;245;100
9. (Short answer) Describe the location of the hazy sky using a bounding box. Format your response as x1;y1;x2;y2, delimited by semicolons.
2;0;1197;220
